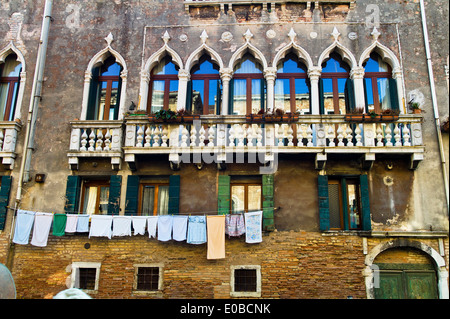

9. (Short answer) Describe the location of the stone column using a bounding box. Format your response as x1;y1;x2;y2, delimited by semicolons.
80;71;92;120
177;69;190;111
351;66;366;111
392;67;405;114
308;67;321;115
138;71;150;112
264;67;277;112
220;68;233;115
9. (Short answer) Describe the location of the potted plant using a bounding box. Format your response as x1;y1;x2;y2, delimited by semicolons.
380;108;400;121
410;102;422;114
344;107;365;122
176;108;199;123
149;109;178;123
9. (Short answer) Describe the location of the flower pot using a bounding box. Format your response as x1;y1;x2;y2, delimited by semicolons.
413;109;422;114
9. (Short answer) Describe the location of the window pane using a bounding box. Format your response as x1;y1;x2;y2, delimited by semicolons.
158;186;169;215
101;62;121;76
77;268;97;290
234;269;257;292
137;267;160;291
151;80;165;113
233;79;247;115
322;56;349;73
277;55;306;74
364;78;375;112
231;185;245;213
99;186;109;215
328;183;341;229
168;80;178;112
322;78;334;114
234;54;263;74
109;81;119;119
274;78;289;111
142;186;155;216
192;58;219;75
251;79;262;114
8;82;19;121
337;78;347;115
377;78;391;110
0;83;10;119
347;183;361;229
1;55;22;77
208;79;219;115
192;79;204;115
153;57;179;75
295;78;310;114
83;186;98;214
248;186;261;211
96;81;108;120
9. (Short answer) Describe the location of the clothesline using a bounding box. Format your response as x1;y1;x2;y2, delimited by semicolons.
11;209;264;259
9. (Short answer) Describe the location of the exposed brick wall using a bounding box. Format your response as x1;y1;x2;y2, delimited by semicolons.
5;230;446;299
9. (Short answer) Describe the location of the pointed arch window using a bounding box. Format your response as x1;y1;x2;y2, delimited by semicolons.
230;53;265;115
87;55;123;120
274;53;311;114
148;56;179;114
363;52;399;113
0;54;22;121
319;53;352;115
188;55;221;115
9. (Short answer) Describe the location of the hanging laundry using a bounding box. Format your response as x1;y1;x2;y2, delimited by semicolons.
65;214;78;233
225;214;245;237
157;215;172;241
147;216;158;239
131;216;147;236
207;215;226;259
187;215;207;245
112;216;132;237
172;216;188;241
76;215;90;233
52;214;67;236
31;212;54;247
244;211;263;244
12;210;35;245
89;215;112;239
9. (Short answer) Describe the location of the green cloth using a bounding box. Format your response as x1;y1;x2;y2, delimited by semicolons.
52;214;67;236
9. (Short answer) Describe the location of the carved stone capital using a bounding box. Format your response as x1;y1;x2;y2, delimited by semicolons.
264;67;277;81
178;69;191;81
350;67;365;80
308;67;322;80
220;67;234;81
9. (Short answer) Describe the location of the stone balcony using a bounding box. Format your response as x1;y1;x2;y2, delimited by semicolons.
67;115;424;171
0;121;22;170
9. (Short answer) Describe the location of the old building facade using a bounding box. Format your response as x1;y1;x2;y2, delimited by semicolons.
0;0;448;299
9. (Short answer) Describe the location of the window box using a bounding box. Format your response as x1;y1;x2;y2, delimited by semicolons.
246;112;299;123
344;114;399;123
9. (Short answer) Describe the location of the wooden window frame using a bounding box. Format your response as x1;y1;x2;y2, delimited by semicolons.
138;182;169;216
191;74;221;115
328;177;362;231
321;72;350;114
230;182;262;213
0;64;20;121
96;75;120;120
79;180;110;215
364;70;392;113
233;73;265;115
276;73;310;114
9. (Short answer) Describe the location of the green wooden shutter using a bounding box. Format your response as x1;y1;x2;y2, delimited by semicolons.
217;175;230;215
260;79;266;112
108;175;122;215
125;175;140;216
186;80;193;113
344;78;356;113
341;178;349;230
388;78;400;111
114;74;123;120
168;175;180;215
318;175;330;231
64;175;81;214
216;79;222;115
0;176;12;230
360;174;372;231
319;78;325;115
228;79;234;115
363;78;369;113
86;68;100;120
262;174;275;231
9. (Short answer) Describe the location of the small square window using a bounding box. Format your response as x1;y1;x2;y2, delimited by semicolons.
70;262;101;292
230;265;261;297
78;268;97;290
136;267;160;291
133;264;163;294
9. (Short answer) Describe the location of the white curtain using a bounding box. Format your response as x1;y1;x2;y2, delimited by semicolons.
158;186;169;215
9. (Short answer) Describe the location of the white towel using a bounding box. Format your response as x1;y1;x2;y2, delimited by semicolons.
157;215;173;241
89;215;112;239
131;216;147;236
172;216;188;241
30;212;54;247
65;214;78;233
12;210;35;245
244;211;263;244
147;216;158;239
112;216;132;237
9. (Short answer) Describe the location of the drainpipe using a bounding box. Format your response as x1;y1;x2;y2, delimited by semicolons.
419;0;449;214
15;0;53;204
